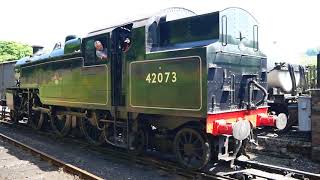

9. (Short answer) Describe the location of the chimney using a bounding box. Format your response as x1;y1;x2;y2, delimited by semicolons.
32;45;44;55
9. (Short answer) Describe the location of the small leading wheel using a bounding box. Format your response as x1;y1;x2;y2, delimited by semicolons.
50;112;71;137
29;111;45;130
173;128;211;170
79;114;104;146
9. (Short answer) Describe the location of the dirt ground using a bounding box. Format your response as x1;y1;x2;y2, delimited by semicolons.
0;139;79;180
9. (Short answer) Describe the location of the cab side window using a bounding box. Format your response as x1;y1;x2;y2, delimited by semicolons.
145;13;219;53
84;35;109;66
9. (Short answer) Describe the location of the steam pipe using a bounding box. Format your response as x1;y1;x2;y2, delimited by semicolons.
299;65;307;93
247;80;268;109
288;64;297;96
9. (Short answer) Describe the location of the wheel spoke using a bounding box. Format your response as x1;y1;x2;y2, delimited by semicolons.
80;115;103;146
193;152;203;160
50;112;71;137
183;133;188;144
192;137;200;145
30;111;44;130
188;132;193;143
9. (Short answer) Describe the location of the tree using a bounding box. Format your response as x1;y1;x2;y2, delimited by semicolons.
0;41;32;62
305;48;318;56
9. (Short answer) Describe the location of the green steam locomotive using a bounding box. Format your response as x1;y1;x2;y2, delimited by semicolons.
5;7;286;169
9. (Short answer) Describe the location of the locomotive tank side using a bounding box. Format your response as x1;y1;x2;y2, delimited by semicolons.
128;10;215;118
14;36;111;109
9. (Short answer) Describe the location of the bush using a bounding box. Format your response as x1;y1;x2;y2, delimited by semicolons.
0;41;32;62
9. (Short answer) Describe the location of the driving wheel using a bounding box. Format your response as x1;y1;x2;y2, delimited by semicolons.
79;112;104;146
173;128;211;170
29;110;45;130
50;112;71;137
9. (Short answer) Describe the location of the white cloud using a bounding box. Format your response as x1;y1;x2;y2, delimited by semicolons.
0;0;319;62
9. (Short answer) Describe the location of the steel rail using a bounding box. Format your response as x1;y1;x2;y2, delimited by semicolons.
235;160;320;180
0;132;104;180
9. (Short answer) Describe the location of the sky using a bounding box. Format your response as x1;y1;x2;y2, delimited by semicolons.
1;0;320;64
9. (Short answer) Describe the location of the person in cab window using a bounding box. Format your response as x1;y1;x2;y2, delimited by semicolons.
122;37;131;52
94;40;108;60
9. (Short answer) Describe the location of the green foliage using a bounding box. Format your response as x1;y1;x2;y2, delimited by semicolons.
299;55;317;66
305;48;318;56
0;41;32;62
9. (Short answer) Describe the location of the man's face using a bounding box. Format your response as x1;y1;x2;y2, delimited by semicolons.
95;41;103;50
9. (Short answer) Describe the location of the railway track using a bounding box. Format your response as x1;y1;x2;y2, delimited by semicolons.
0;110;320;180
0;132;104;180
234;160;320;180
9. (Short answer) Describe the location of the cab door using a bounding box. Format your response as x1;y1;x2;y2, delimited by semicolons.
80;34;110;105
110;24;132;106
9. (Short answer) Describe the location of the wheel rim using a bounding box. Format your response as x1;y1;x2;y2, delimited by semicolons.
30;111;45;130
79;116;104;146
174;128;210;170
102;124;114;145
50;113;71;137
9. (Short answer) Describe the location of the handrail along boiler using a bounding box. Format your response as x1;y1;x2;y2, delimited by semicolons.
5;7;286;169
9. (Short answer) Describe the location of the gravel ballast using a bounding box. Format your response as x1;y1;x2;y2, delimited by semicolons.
0;124;185;180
